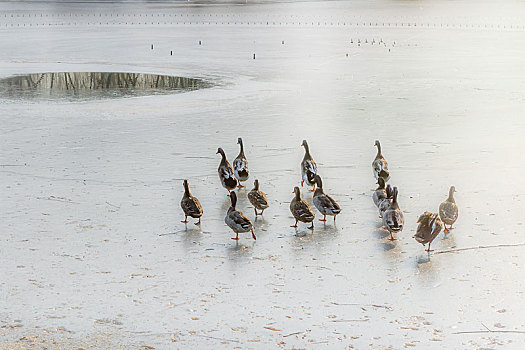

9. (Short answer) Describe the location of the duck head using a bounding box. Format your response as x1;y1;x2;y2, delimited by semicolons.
392;186;398;203
183;179;190;196
377;176;386;189
313;174;323;189
230;191;238;208
253;179;259;190
374;140;382;154
216;147;226;158
385;184;392;198
301;140;310;153
237;137;244;150
293;186;301;199
448;186;456;202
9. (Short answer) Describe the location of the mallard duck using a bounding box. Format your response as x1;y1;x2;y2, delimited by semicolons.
248;179;269;216
233;137;249;188
413;212;442;252
378;184;393;218
372;177;388;207
225;191;256;240
300;140;317;192
372;140;390;181
439;186;458;232
312;175;341;222
382;186;403;240
180;179;203;226
290;186;315;229
217;147;238;195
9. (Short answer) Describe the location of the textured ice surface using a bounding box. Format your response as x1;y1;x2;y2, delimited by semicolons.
1;0;525;348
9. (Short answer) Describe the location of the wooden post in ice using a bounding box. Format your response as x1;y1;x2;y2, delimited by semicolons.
151;44;153;50
253;53;256;59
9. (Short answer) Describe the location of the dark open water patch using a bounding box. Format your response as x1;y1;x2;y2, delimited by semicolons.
0;72;212;101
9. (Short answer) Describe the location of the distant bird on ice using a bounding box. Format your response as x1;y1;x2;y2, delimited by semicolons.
225;191;255;240
180;180;203;226
300;140;318;191
382;187;403;240
414;211;442;252
233;137;249;188
217;147;238;195
439;186;458;232
372;140;390;182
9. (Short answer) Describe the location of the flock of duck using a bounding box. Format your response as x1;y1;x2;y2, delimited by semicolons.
180;138;459;252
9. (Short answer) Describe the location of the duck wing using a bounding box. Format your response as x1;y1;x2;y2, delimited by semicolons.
383;209;404;232
439;201;458;223
313;193;341;215
248;190;269;209
373;189;387;207
372;157;390;181
291;200;315;222
301;158;317;184
181;196;203;218
226;209;253;232
233;156;249;179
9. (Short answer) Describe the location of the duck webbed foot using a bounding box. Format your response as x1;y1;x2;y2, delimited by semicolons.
231;232;239;240
319;215;327;222
251;229;256;240
388;232;397;241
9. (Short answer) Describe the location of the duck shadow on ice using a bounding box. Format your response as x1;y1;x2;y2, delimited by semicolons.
226;239;255;260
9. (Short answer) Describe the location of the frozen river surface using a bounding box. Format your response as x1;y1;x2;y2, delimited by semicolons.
2;0;525;348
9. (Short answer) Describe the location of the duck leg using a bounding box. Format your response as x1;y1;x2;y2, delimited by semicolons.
309;185;316;192
319;215;327;222
301;180;304;187
425;242;433;252
194;218;201;226
388;231;396;241
231;232;239;240
308;222;314;230
443;225;449;233
181;216;188;224
237;183;244;188
251;229;256;240
290;219;298;228
254;208;258;216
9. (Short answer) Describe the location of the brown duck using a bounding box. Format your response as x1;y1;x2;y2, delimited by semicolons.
290;186;315;229
248;179;269;216
180;180;203;226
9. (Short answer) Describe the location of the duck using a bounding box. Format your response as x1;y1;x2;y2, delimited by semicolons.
225;191;256;240
290;186;315;229
312;175;341;222
233;137;249;188
247;179;269;216
439;186;458;232
217;147;238;195
180;179;203;226
372;177;388;207
372;140;390;181
382;186;404;240
300;140;318;192
413;212;442;252
378;184;393;218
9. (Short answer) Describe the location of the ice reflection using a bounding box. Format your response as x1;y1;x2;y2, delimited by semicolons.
0;72;211;100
